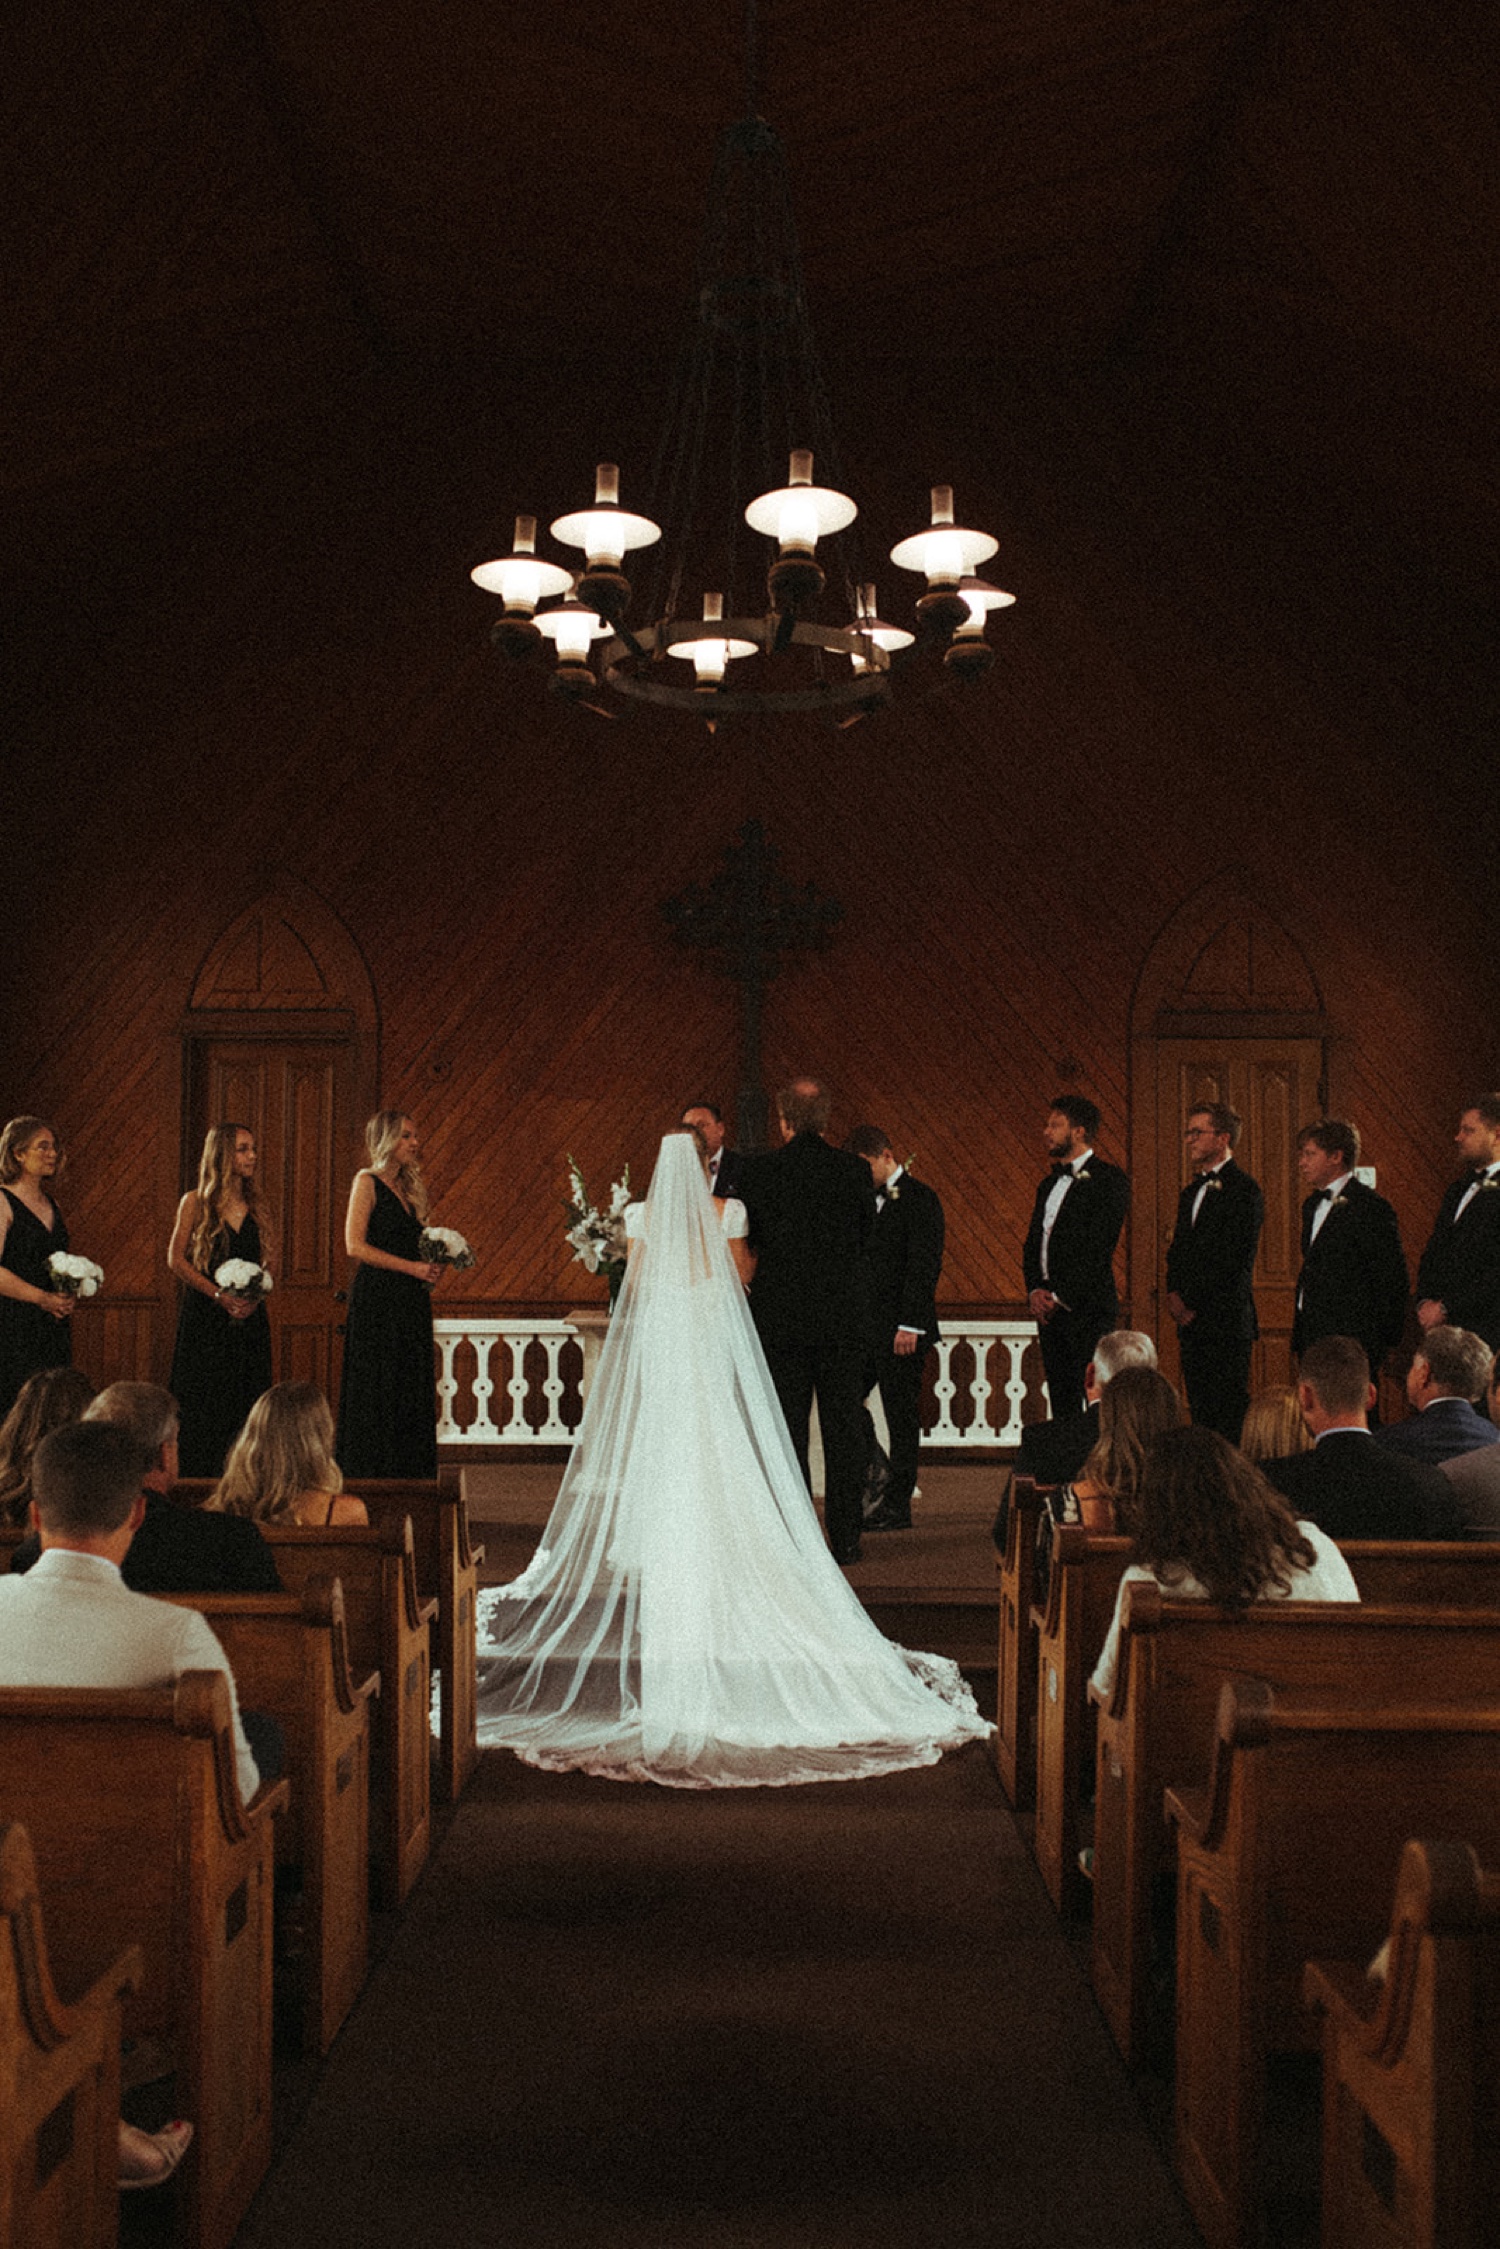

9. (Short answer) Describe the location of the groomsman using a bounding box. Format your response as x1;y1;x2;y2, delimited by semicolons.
1166;1101;1264;1442
846;1126;945;1531
1291;1119;1409;1391
1415;1096;1500;1348
680;1101;747;1202
1022;1096;1129;1420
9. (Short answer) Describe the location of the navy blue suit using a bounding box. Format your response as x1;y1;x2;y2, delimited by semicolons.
1375;1397;1500;1467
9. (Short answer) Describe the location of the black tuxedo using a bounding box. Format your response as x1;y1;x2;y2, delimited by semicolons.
1016;1401;1099;1489
706;1147;749;1204
1415;1170;1500;1346
1022;1155;1129;1417
9;1488;282;1592
1262;1430;1463;1541
1166;1158;1265;1441
860;1171;945;1519
743;1133;877;1560
1292;1176;1409;1374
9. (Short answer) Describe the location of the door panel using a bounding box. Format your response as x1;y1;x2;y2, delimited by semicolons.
1155;1039;1324;1395
190;1041;352;1402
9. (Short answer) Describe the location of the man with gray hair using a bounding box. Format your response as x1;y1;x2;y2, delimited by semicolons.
1375;1327;1500;1465
1439;1349;1500;1534
1015;1329;1158;1489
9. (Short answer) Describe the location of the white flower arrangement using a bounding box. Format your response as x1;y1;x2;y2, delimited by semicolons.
564;1160;631;1285
214;1257;272;1300
420;1226;476;1272
48;1251;104;1298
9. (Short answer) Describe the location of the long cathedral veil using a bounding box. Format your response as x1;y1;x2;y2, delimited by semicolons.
475;1130;988;1786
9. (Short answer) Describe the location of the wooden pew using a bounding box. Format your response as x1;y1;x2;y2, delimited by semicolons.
994;1475;1046;1808
1341;1539;1500;1606
1091;1592;1500;2066
259;1520;436;1907
163;1581;378;2056
1;1820;142;2249
1303;1836;1500;2249
1030;1524;1130;1915
1167;1679;1500;2249
0;1674;289;2249
171;1472;482;1805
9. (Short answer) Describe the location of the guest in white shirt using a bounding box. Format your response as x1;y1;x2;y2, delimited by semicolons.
0;1418;261;1803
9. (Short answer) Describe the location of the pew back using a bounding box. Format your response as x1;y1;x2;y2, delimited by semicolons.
994;1476;1045;1808
0;1674;288;2249
1031;1526;1130;1915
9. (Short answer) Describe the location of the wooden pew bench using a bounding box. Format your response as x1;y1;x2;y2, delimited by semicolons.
994;1475;1046;1809
171;1471;484;1806
1030;1524;1130;1915
1341;1538;1500;1606
1303;1835;1500;2249
1167;1679;1500;2249
0;1674;289;2249
1091;1592;1500;2066
1;1820;142;2249
259;1520;436;1907
164;1582;378;2056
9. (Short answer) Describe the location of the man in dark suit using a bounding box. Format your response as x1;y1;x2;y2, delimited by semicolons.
1291;1118;1408;1397
1414;1095;1500;1348
1013;1328;1159;1486
846;1125;944;1532
1375;1326;1500;1465
1262;1336;1462;1540
742;1079;877;1565
680;1101;748;1204
1166;1100;1265;1443
1022;1094;1129;1420
1439;1348;1500;1534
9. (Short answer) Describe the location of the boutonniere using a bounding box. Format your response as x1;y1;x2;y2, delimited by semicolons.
1199;1176;1223;1194
1479;1178;1500;1195
1326;1192;1349;1212
885;1180;901;1202
1072;1167;1091;1186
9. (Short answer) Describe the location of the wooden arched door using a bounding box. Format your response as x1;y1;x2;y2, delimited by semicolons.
181;887;378;1399
1130;882;1328;1396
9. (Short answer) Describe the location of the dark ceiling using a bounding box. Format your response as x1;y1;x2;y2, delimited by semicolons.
4;0;1496;636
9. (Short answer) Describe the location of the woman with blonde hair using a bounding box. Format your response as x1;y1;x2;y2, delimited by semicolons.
1239;1383;1312;1466
0;1117;77;1419
1088;1422;1358;1702
335;1113;444;1477
167;1123;276;1475
1048;1366;1183;1532
211;1383;367;1526
0;1365;96;1523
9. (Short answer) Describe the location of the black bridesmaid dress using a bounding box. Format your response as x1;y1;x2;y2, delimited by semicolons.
169;1214;275;1476
335;1177;437;1478
0;1189;73;1419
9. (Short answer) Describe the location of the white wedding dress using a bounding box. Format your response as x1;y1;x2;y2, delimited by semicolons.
474;1131;989;1788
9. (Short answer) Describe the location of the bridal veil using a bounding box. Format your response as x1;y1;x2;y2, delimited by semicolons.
475;1130;988;1786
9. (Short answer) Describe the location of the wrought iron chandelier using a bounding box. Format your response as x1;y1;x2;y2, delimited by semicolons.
469;23;1014;728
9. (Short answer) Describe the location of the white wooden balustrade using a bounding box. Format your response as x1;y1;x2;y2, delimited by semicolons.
433;1316;1039;1447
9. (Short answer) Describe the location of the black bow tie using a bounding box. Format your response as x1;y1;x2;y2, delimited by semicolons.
1314;1188;1333;1202
1052;1163;1077;1180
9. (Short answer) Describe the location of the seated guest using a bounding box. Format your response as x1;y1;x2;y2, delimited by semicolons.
1088;1423;1359;1703
8;1382;281;1590
1262;1336;1463;1539
1239;1384;1312;1467
1015;1329;1158;1488
210;1382;368;1527
1375;1326;1500;1464
1048;1367;1182;1531
0;1420;261;1803
0;1364;95;1523
1439;1348;1500;1536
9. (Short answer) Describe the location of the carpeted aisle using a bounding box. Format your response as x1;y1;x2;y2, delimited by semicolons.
235;1742;1200;2247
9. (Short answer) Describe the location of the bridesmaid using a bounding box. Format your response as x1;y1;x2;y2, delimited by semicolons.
0;1117;76;1420
167;1123;276;1476
335;1112;443;1478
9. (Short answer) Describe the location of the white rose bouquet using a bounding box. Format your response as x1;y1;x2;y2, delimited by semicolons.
214;1258;273;1301
564;1160;632;1302
48;1252;104;1299
420;1226;476;1276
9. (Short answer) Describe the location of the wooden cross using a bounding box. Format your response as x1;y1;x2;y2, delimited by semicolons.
662;819;842;1149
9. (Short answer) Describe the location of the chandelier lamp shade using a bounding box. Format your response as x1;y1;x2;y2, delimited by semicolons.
469;95;1014;726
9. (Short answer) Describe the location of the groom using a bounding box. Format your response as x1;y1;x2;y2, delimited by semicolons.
742;1077;877;1566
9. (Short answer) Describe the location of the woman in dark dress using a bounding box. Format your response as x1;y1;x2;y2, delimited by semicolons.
0;1117;77;1420
335;1111;443;1478
167;1123;275;1476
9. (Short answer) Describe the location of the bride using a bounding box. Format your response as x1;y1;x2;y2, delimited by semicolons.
474;1128;989;1787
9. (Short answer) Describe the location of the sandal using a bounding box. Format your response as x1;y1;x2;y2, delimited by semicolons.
119;2119;194;2189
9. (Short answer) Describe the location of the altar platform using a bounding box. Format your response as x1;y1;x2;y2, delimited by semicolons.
459;1458;1009;1716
